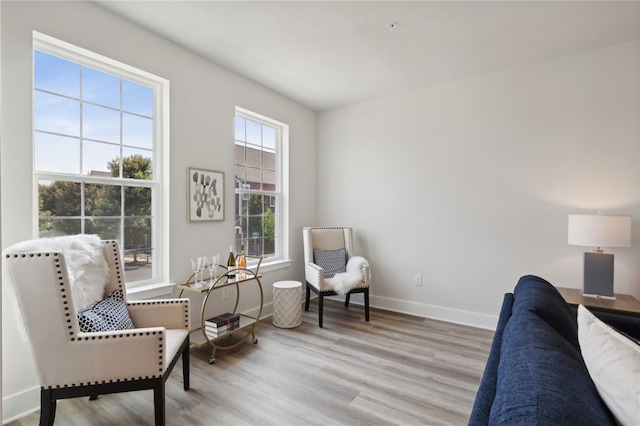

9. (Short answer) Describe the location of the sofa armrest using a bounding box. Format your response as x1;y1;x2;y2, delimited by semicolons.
127;298;189;330
469;293;514;425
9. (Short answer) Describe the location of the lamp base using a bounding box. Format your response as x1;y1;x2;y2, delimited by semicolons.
583;251;614;298
580;292;616;300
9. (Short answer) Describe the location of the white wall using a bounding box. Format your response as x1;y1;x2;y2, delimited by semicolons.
318;40;640;327
0;1;316;422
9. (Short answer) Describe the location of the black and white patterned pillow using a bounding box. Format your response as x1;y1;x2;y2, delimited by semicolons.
313;248;347;278
77;290;134;332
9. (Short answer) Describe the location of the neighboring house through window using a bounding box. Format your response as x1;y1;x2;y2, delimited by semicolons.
234;107;289;265
33;32;169;288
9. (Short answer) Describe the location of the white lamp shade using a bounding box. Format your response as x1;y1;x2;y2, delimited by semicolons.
568;214;631;248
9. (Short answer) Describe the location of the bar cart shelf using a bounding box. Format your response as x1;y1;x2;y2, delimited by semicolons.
177;256;263;364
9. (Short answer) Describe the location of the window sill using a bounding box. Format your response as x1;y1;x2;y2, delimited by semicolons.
125;259;291;301
252;258;292;273
127;281;176;300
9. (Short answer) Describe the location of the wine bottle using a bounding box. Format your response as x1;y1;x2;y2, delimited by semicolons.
237;244;246;278
226;245;236;279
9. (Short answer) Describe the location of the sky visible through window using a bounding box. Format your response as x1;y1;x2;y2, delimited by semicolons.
35;50;159;284
234;116;276;153
34;50;154;176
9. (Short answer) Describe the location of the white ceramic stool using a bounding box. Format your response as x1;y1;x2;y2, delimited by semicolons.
273;280;303;328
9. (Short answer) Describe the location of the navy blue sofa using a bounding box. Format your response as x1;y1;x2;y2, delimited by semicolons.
469;275;640;425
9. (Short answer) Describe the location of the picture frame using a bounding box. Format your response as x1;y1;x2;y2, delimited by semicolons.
188;168;224;222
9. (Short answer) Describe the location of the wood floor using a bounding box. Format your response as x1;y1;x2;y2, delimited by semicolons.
8;299;494;426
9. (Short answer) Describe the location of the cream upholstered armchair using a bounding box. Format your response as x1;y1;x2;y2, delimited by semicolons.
303;227;370;327
3;236;190;426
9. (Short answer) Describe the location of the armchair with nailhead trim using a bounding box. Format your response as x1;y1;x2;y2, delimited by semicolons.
303;227;370;327
3;239;190;426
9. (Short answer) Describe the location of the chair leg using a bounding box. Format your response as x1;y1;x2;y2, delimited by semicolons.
345;293;351;307
318;293;324;328
305;284;311;311
89;394;99;401
364;288;370;322
154;381;165;426
39;389;56;426
182;341;190;391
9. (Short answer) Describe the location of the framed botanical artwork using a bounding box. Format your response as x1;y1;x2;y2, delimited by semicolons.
188;168;224;222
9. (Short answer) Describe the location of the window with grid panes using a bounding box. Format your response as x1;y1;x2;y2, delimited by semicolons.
234;108;287;262
33;33;169;287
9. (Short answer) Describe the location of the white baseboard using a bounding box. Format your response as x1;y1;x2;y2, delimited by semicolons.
368;295;498;330
251;301;273;321
2;386;40;425
314;293;498;330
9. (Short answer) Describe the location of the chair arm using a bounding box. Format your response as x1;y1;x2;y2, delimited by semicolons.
305;262;325;288
127;298;189;330
361;262;371;285
39;327;170;387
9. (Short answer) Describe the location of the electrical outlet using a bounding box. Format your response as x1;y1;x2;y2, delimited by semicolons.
414;274;423;286
222;287;230;299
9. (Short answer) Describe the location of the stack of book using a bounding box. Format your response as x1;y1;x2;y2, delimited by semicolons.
205;312;240;336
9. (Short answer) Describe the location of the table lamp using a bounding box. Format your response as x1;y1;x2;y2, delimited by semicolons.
568;214;631;299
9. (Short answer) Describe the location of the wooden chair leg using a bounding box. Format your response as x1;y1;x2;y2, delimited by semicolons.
154;381;165;426
39;389;56;426
345;293;351;307
182;342;190;391
305;284;311;311
318;293;324;328
364;288;370;321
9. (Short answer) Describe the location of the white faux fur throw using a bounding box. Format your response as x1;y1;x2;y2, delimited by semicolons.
4;234;109;309
327;256;370;295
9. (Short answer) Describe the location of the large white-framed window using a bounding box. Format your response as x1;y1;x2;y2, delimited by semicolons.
234;107;289;266
33;32;170;288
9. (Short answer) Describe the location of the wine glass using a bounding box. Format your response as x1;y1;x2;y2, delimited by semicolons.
206;255;219;286
198;256;206;286
190;256;202;289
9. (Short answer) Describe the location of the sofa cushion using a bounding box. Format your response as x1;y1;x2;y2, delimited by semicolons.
578;305;640;426
512;275;580;351
490;310;615;425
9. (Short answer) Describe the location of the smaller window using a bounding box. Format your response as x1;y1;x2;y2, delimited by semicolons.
234;108;288;263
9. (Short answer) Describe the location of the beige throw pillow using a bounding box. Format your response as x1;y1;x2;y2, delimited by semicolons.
577;305;640;426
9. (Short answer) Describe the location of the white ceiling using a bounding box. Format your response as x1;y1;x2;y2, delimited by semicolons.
95;1;639;111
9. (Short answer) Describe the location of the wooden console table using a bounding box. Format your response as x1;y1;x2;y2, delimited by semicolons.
556;287;640;317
